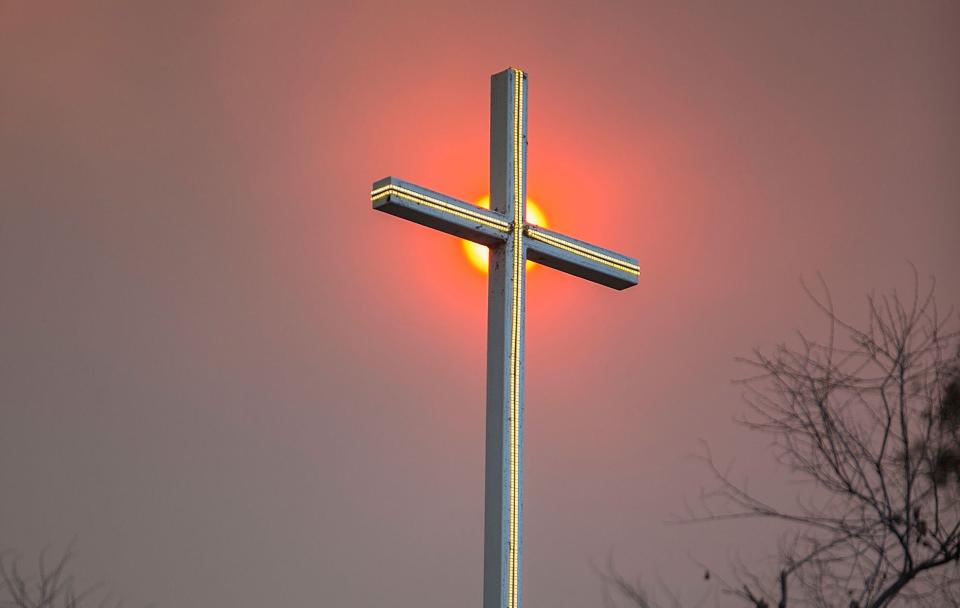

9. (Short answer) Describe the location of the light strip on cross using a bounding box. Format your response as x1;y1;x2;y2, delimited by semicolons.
371;184;511;232
507;68;523;608
526;227;639;275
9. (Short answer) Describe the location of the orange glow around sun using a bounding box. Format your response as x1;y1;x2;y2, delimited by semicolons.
463;196;547;273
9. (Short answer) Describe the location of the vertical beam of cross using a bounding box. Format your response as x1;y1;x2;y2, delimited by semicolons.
484;67;526;608
370;67;639;608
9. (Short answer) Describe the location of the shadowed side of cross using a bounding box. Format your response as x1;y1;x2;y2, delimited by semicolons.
370;68;639;608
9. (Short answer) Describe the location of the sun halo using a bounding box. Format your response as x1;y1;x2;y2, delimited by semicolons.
462;196;547;273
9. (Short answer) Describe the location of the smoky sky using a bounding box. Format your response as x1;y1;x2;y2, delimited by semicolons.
2;2;958;607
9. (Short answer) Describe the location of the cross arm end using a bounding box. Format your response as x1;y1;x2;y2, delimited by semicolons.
525;225;639;290
371;177;509;246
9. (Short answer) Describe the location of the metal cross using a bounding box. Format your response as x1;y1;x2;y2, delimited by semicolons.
370;67;639;608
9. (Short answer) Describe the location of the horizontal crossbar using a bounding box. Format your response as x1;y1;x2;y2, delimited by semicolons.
372;177;640;290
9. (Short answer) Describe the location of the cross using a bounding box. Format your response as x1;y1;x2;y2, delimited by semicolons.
370;67;639;608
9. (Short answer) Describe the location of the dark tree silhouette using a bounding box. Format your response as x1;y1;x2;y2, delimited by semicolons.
0;544;120;608
604;272;960;607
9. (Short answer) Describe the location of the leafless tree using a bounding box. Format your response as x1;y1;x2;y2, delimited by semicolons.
595;554;712;608
0;544;120;608
604;272;960;607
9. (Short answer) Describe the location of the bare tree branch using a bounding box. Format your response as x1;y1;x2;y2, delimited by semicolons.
0;544;121;608
607;271;960;607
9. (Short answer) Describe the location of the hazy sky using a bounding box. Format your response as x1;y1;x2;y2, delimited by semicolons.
2;2;958;607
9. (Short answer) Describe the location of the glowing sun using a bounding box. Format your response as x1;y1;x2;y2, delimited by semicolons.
463;196;547;273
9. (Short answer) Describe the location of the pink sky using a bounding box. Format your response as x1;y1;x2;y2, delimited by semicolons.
1;3;958;606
